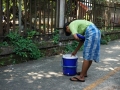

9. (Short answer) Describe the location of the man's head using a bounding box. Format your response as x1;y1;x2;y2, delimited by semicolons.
63;22;71;36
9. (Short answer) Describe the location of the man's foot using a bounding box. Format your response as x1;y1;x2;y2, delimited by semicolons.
70;76;85;82
76;72;87;77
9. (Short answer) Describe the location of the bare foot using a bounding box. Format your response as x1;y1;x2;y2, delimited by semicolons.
70;76;85;82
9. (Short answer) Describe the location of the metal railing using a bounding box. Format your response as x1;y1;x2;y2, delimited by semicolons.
0;0;120;41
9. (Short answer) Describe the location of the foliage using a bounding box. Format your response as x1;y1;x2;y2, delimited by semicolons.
100;34;111;45
52;29;59;44
5;30;42;60
64;41;83;53
26;29;39;39
0;41;9;47
100;39;108;45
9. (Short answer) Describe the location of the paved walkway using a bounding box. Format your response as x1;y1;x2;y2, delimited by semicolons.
0;40;120;90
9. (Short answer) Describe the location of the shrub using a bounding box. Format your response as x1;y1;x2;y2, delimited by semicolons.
6;31;42;59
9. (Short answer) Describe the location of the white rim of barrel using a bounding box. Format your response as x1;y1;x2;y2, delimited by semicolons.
63;54;78;59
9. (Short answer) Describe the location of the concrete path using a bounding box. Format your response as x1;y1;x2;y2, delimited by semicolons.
0;40;120;90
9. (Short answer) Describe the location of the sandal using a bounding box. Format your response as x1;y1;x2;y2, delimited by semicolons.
70;77;85;82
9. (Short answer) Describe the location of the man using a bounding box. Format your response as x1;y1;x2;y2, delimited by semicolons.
63;19;101;82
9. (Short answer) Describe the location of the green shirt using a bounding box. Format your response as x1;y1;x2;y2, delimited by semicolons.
69;20;93;35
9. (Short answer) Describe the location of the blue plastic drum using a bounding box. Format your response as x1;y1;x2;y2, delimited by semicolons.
62;54;78;76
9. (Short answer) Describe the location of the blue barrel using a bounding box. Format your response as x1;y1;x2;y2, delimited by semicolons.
62;54;78;76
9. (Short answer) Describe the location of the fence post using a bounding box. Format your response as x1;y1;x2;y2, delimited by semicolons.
0;0;3;37
56;0;59;28
18;0;22;34
59;0;65;35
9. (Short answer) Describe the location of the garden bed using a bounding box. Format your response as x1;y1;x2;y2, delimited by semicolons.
0;30;120;66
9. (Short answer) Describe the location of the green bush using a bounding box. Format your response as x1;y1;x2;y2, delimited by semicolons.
6;31;42;59
52;29;59;44
100;34;111;45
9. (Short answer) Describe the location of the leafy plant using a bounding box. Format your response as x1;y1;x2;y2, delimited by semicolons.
0;41;9;47
100;35;111;45
0;61;5;66
100;39;108;45
27;30;37;39
6;31;42;60
52;29;59;44
106;35;111;42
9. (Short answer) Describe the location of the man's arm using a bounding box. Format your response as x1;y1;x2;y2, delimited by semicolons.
72;34;84;56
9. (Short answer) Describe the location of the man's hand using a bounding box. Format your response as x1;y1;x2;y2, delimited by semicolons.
71;51;77;56
71;41;84;57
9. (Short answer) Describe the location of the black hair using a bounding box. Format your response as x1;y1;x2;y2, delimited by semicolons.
63;22;71;36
